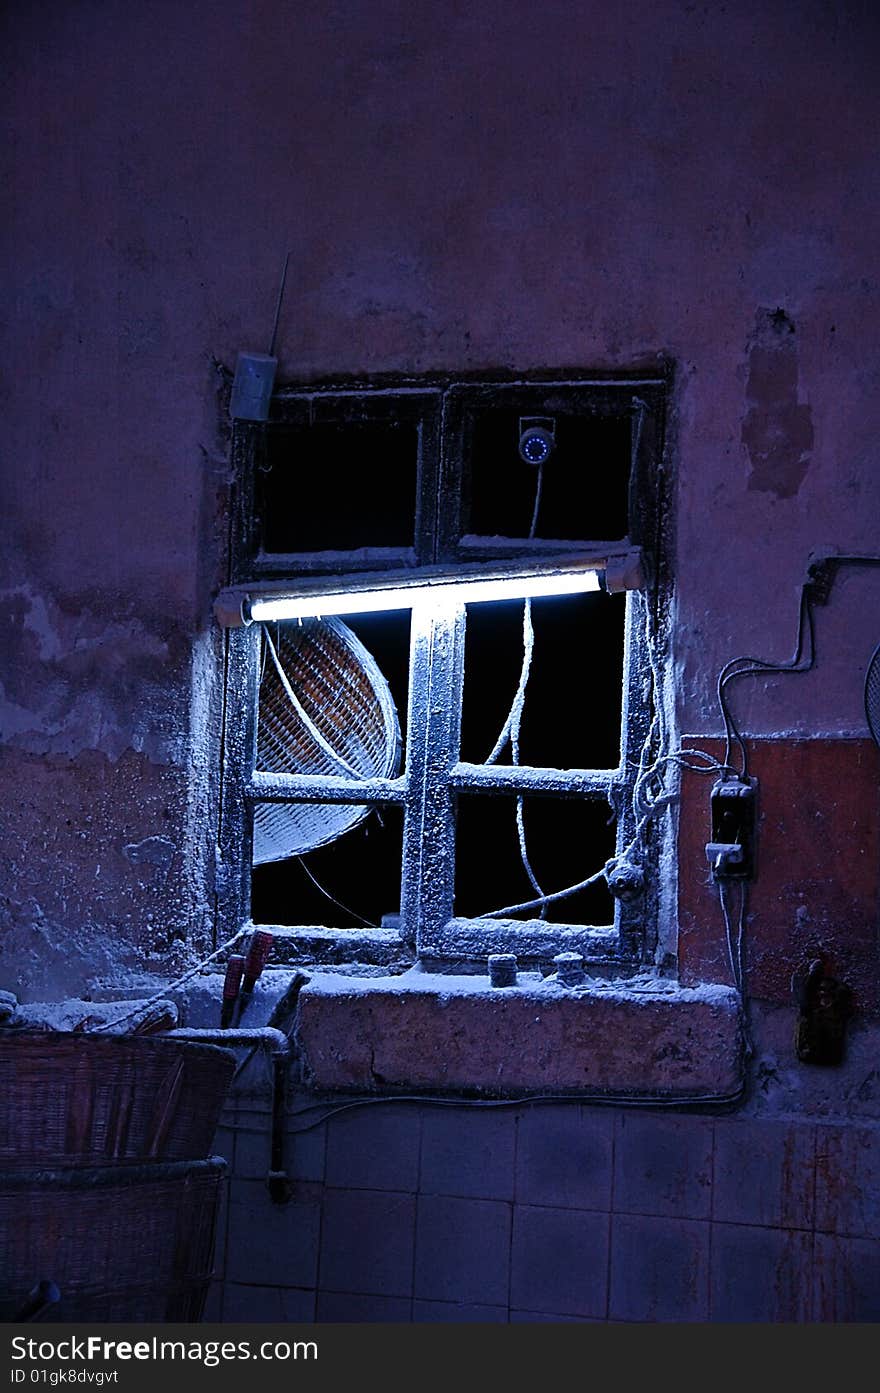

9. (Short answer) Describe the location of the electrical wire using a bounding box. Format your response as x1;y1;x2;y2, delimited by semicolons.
481;400;663;920
718;553;880;779
479;753;725;919
281;1081;746;1132
295;855;379;929
477;744;728;919
509;608;547;916
528;459;544;539
479;430;677;922
718;583;815;778
717;878;753;1062
482;864;609;919
91;926;251;1032
218;1073;747;1149
735;882;748;1002
484;596;537;767
718;879;742;994
483;464;548;914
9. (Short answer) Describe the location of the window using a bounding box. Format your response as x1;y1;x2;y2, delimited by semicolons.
215;373;671;975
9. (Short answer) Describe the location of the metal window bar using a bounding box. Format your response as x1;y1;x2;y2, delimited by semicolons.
247;771;407;803
399;603;465;946
235;592;648;964
219;379;667;965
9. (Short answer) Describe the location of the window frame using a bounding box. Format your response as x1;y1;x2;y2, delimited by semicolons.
216;371;672;973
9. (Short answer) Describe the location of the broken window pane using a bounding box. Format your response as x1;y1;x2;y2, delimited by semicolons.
251;801;403;930
465;408;631;541
460;592;625;771
257;419;419;553
454;793;617;925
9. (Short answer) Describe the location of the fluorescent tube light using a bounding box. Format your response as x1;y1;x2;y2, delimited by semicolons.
213;549;643;628
247;568;602;623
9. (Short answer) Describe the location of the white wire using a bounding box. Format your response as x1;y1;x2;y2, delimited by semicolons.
482;864;608;919
91;926;251;1032
718;880;741;992
478;747;726;919
484;598;536;766
509;604;547;914
262;624;363;780
482;465;549;912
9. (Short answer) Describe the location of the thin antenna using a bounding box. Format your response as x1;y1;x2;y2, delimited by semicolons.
230;251;291;422
268;251;290;358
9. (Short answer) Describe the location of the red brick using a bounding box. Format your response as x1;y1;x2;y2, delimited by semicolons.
678;738;880;1012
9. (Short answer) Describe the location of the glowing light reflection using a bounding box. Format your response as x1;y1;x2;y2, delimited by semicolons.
248;569;602;623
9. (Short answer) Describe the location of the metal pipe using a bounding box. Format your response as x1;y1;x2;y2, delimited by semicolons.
167;1027;292;1203
168;1026;290;1055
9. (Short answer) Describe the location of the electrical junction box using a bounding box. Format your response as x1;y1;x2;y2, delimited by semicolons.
230;351;277;422
706;776;758;881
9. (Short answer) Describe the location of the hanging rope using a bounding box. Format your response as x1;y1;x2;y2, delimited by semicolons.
482;463;548;913
477;397;730;920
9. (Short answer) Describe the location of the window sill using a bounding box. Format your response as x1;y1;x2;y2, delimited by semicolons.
293;967;744;1100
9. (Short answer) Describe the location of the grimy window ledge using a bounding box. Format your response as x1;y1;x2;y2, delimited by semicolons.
292;968;745;1100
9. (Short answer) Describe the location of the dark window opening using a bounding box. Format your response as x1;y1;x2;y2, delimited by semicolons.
454;794;617;925
257;420;418;554
459;592;625;771
465;409;631;541
251;802;403;930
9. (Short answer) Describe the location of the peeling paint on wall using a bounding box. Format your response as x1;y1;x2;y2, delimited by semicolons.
742;308;814;500
0;748;211;1000
123;835;176;880
0;584;189;763
3;0;880;1109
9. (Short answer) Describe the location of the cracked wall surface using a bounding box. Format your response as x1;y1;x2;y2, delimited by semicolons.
4;0;880;1329
2;0;879;1071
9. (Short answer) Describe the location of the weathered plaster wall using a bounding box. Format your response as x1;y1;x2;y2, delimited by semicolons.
4;0;880;1326
3;6;879;1029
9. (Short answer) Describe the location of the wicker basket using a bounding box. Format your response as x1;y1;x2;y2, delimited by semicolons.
254;616;401;864
0;1157;226;1322
0;1033;236;1169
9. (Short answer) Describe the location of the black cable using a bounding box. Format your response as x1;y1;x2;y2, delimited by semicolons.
717;554;880;779
279;1081;746;1135
717;583;815;778
295;855;378;929
736;881;754;1064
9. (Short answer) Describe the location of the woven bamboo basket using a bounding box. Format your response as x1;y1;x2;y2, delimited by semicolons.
0;1157;226;1322
0;1033;236;1168
253;616;401;864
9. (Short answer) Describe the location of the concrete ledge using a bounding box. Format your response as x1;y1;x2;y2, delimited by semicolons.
294;970;744;1098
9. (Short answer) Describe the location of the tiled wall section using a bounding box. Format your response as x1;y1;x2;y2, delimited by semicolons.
206;1100;880;1323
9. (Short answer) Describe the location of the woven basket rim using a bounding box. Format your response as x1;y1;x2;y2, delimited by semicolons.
0;1028;237;1065
0;1155;228;1188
